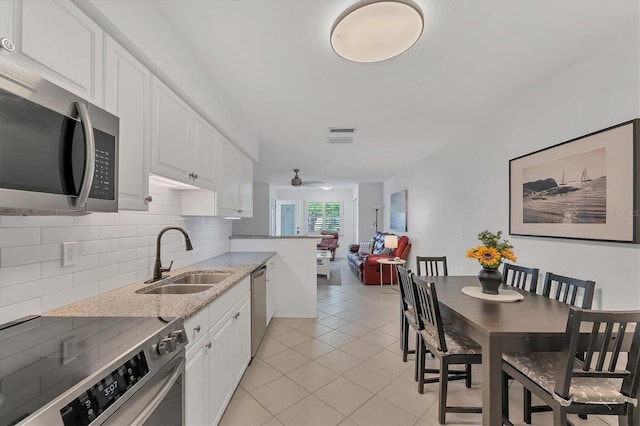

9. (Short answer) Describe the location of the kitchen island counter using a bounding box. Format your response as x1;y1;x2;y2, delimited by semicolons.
43;251;275;320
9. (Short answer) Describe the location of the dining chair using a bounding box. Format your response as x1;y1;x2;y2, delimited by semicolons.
413;279;482;424
397;266;440;381
501;263;539;293
542;272;595;309
416;256;448;276
502;307;640;426
521;272;596;423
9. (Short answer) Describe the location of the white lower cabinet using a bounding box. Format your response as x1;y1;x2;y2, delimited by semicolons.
266;258;277;325
184;277;251;426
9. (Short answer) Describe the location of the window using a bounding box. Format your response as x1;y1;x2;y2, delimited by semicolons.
306;201;342;233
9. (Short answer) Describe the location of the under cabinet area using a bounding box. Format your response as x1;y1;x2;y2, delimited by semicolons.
184;276;251;426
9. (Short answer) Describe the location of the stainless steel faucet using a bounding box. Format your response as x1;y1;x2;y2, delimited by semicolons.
149;226;194;282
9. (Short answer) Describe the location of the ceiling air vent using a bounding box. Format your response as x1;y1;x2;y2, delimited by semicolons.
328;136;354;144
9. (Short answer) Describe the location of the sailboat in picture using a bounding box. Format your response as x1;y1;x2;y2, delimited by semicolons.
581;168;591;182
559;170;566;185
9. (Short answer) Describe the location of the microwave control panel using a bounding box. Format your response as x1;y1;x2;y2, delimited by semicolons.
89;128;116;201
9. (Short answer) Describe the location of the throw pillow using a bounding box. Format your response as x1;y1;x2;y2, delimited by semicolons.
358;242;373;255
380;248;394;256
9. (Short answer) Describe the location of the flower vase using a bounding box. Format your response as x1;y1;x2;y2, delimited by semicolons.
478;268;502;294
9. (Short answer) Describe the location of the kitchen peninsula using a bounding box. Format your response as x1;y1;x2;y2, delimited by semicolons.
230;235;319;318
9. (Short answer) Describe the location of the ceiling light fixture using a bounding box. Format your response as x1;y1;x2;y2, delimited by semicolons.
330;0;423;63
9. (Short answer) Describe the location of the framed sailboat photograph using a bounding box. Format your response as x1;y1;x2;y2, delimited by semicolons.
509;119;640;243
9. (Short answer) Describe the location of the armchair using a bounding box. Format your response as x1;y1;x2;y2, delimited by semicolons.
316;230;339;260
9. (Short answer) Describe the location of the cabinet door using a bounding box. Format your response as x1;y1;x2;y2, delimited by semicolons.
217;136;240;216
238;153;253;217
266;260;277;325
185;339;208;426
104;36;150;211
208;315;235;425
233;295;252;383
17;0;103;104
191;114;219;191
151;77;192;183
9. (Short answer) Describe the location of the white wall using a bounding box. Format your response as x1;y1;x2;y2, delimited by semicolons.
385;32;640;310
357;183;384;242
275;188;355;258
0;181;232;324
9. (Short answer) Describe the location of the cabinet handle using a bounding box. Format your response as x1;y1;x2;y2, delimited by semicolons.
237;210;242;213
194;173;198;179
206;342;212;349
194;325;201;333
145;196;153;203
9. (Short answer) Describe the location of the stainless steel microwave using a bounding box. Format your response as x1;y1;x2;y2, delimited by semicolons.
0;57;118;215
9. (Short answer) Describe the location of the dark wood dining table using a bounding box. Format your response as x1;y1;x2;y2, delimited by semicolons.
413;275;639;426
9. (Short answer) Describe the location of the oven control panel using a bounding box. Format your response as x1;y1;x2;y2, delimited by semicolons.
59;351;149;426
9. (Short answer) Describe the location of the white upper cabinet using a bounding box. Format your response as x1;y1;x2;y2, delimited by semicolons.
192;114;219;190
0;0;103;105
151;77;219;191
151;76;192;182
104;35;150;211
218;136;253;217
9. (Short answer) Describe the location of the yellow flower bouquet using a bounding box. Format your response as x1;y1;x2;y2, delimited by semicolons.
466;230;516;270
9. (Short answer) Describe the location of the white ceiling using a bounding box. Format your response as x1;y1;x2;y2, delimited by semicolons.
151;0;637;188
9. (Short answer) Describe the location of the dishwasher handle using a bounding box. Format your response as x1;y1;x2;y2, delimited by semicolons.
252;266;266;279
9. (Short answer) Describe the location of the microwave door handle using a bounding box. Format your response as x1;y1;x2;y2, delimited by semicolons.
73;102;95;208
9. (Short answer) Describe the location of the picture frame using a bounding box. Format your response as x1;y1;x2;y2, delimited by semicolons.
390;190;408;232
509;119;640;243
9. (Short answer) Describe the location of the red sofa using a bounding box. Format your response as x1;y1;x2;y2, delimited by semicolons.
347;232;411;285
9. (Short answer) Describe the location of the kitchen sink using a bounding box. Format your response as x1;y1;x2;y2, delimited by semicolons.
142;284;213;295
170;272;233;285
137;271;234;295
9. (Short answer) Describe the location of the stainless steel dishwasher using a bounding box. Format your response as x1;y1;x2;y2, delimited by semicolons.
251;265;267;357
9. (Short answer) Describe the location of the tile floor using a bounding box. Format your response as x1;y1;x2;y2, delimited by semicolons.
219;259;617;426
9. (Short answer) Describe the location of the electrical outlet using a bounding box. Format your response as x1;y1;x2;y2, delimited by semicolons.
62;242;76;267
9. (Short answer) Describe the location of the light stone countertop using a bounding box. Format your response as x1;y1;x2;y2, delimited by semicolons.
230;235;330;239
43;251;275;320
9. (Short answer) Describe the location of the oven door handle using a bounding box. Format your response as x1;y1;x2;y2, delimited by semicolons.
73;102;95;208
131;357;186;425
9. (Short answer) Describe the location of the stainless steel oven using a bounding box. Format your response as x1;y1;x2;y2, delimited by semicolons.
0;315;187;426
0;56;119;215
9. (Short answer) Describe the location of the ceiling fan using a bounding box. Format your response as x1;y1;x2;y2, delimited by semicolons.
290;169;325;187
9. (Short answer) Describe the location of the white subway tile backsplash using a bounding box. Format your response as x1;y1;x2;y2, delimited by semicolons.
73;213;120;227
99;249;137;267
0;264;40;288
41;283;99;313
98;225;137;239
0;182;232;323
77;239;120;256
41;227;100;244
0;216;73;228
73;265;119;288
0;299;41;326
119;258;147;275
0;228;40;248
1;244;61;267
0;275;72;306
41;255;100;279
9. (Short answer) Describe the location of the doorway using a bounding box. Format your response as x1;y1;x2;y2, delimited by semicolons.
275;200;299;236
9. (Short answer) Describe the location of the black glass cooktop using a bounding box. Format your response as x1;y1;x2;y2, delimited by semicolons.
0;316;175;426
